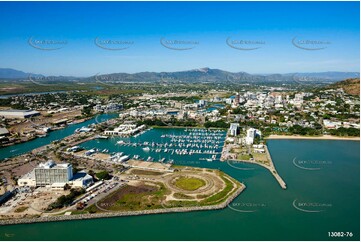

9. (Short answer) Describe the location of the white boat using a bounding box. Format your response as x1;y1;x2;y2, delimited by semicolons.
143;147;150;152
96;135;109;139
119;155;130;162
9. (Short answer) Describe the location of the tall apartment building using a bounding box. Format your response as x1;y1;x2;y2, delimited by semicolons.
34;161;73;186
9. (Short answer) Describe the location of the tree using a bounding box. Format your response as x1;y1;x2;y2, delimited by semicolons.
81;106;93;117
96;171;111;180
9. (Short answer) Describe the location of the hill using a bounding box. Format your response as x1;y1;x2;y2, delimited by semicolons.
329;78;360;96
0;67;359;84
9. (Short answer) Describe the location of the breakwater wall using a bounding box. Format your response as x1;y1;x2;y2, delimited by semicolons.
0;185;245;226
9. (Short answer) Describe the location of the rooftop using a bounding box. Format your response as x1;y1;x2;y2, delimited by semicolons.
37;160;71;169
0;109;38;113
71;171;93;182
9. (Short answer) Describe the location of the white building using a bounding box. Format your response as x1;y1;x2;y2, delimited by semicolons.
68;171;93;188
0;128;10;136
18;161;72;187
245;128;262;145
323;119;342;129
229;123;240;136
198;100;207;107
34;161;73;187
93;103;122;112
0;109;40;119
18;162;93;189
104;124;146;136
18;171;37;187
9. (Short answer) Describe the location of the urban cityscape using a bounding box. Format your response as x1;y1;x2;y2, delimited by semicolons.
0;1;359;241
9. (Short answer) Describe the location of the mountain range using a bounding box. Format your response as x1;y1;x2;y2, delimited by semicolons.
0;67;359;83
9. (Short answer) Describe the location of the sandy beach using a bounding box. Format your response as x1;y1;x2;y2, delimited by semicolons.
266;134;360;141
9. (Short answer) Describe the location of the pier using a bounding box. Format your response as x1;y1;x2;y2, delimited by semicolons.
236;145;286;189
220;137;286;189
264;145;287;189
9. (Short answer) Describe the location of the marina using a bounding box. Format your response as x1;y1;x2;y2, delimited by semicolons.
0;114;118;161
78;128;227;165
0;140;359;240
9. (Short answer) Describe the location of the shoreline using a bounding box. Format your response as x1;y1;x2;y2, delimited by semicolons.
151;126;227;130
226;145;287;190
0;116;93;151
0;184;245;226
266;134;360;141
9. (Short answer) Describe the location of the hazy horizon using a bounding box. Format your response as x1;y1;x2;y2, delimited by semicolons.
0;66;360;79
0;1;359;76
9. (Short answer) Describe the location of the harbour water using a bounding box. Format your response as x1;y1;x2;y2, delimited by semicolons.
0;113;117;161
84;128;226;163
0;127;359;241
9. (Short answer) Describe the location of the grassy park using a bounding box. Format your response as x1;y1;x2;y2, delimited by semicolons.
173;176;206;191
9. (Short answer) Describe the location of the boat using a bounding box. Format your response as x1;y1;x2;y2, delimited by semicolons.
96;135;109;139
143;147;150;152
119;155;130;162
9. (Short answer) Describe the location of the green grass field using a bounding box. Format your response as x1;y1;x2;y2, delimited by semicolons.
174;177;206;191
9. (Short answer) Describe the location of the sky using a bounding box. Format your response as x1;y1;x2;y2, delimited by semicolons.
0;1;359;76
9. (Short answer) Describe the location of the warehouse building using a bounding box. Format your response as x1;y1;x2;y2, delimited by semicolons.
0;109;40;119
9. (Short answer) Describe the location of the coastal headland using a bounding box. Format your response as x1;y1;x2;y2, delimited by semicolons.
0;165;244;225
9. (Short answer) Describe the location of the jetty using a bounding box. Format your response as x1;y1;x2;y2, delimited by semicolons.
221;142;286;189
265;145;286;189
252;145;286;189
